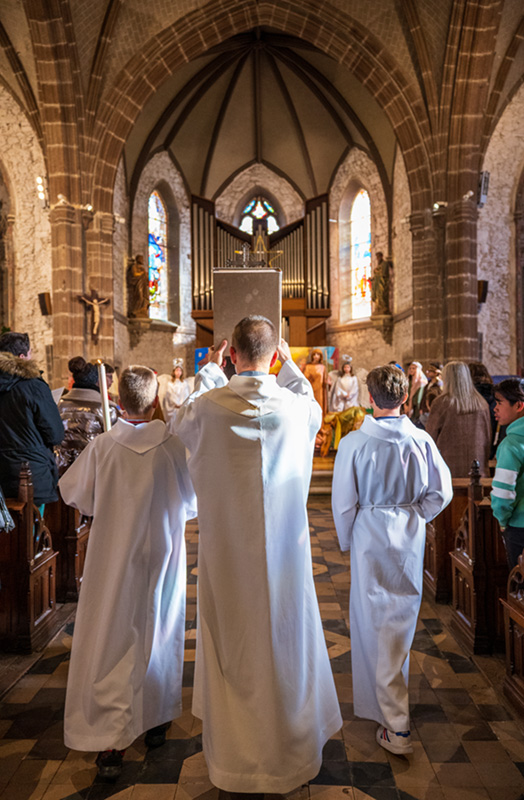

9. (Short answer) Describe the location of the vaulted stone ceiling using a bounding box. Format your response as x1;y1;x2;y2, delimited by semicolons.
124;29;396;203
0;0;523;213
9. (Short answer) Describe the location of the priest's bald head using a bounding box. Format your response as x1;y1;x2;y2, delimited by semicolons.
230;315;279;373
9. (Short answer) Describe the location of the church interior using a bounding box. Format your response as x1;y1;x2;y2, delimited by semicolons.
2;0;524;798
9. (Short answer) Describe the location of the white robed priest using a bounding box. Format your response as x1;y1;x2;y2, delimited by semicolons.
59;366;196;780
171;315;342;793
332;364;452;755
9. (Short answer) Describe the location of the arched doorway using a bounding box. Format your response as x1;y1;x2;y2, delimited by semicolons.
516;167;524;376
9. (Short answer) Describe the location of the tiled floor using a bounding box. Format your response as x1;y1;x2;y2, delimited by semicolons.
1;496;524;800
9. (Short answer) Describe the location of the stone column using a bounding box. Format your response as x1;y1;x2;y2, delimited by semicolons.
4;213;15;330
49;204;85;384
84;210;115;363
410;209;444;363
514;172;524;375
444;201;479;361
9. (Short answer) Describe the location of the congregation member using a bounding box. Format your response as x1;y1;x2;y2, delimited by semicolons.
426;361;491;477
55;356;119;475
59;366;196;780
330;359;359;412
332;364;452;754
404;360;427;423
0;331;64;508
417;361;443;429
172;316;342;793
469;361;497;449
490;378;524;569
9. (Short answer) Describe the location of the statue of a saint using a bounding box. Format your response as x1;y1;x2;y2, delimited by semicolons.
126;254;149;318
370;251;393;316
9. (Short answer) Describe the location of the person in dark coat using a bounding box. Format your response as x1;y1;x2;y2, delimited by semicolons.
469;361;497;455
0;332;64;505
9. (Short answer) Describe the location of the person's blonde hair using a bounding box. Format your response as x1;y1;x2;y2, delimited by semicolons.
119;366;158;416
441;361;486;415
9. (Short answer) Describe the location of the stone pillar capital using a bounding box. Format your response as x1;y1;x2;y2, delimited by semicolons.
48;203;79;227
446;200;478;225
408;210;431;236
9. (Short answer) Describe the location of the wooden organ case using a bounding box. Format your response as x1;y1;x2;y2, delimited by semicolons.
191;194;330;346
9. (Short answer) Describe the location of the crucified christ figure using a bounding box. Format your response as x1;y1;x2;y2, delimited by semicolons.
79;290;110;339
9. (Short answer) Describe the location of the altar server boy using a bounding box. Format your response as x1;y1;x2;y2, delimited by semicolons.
332;364;452;755
59;365;196;780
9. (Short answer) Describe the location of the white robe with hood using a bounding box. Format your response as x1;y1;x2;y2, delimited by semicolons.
171;360;342;793
332;415;452;732
59;418;196;751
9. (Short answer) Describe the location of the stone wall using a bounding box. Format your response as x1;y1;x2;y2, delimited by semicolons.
329;146;388;327
215;163;304;227
327;146;398;369
391;148;412;316
478;82;524;375
113;151;196;376
0;86;52;379
112;157;130;371
390;148;413;362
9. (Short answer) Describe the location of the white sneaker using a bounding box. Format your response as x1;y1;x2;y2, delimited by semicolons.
376;725;413;755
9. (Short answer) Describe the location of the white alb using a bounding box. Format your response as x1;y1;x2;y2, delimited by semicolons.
59;418;196;751
332;414;452;732
172;359;342;793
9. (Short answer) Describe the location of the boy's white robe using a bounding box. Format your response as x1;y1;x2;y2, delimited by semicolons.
59;419;197;752
171;360;342;793
332;415;452;732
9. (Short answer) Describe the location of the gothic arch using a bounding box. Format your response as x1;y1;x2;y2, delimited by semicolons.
214;163;304;228
132;152;193;335
478;82;524;375
90;0;432;217
516;167;524;376
0;85;51;373
329;147;388;325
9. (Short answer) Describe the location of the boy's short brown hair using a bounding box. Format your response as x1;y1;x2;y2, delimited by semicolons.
119;366;158;416
366;365;408;409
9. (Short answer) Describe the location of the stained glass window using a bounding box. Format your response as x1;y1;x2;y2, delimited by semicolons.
350;189;372;319
148;190;168;320
239;197;279;235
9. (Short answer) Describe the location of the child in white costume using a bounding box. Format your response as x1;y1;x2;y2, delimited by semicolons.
330;361;359;412
332;364;452;755
163;365;191;421
59;366;196;779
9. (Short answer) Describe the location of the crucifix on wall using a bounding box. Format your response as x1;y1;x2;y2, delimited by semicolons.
79;289;110;343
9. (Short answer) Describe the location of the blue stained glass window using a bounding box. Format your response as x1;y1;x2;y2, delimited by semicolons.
350;189;371;319
240;196;280;235
148;191;168;321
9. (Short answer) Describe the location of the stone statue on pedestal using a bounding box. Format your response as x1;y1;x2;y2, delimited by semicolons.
126;254;149;319
370;251;393;316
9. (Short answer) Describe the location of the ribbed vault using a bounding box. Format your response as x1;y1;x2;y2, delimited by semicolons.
125;29;396;208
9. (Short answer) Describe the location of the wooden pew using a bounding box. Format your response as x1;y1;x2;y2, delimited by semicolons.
424;487;468;603
45;498;91;602
501;552;524;717
449;461;508;654
0;463;59;653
